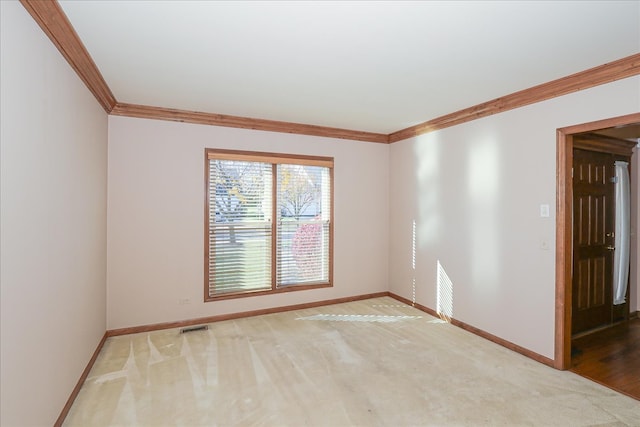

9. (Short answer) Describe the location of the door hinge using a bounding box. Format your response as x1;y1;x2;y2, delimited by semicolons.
610;176;618;183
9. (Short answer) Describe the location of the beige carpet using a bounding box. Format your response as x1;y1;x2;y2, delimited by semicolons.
64;297;640;426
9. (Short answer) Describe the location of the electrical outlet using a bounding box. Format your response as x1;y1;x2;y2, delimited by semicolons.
178;298;191;305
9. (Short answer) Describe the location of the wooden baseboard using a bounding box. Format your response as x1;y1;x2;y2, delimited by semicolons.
107;292;389;337
387;292;555;368
54;332;108;427
387;292;439;316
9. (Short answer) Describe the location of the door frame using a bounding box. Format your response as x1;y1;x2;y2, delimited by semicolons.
555;112;640;369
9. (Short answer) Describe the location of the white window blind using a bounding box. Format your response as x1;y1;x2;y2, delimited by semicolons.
276;164;330;286
208;159;272;296
206;149;333;299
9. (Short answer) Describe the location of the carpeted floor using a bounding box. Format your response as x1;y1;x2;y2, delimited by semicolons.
64;297;640;426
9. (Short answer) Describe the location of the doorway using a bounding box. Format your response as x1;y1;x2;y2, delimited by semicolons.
555;113;640;371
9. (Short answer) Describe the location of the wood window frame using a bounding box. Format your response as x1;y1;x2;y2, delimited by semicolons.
204;148;334;301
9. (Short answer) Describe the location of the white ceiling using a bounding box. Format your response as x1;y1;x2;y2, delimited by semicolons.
58;1;640;134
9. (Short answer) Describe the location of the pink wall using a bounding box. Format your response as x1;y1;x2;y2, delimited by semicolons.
0;2;108;425
389;77;640;359
106;117;389;329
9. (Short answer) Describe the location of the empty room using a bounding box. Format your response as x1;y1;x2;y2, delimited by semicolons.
1;1;640;426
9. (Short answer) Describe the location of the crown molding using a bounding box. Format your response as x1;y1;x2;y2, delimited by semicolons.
19;0;386;143
111;103;389;143
389;53;640;143
20;0;116;113
20;1;639;144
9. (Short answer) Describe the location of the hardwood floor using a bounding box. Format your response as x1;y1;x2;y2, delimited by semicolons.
571;317;640;400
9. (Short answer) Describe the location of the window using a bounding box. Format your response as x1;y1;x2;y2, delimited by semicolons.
205;149;333;300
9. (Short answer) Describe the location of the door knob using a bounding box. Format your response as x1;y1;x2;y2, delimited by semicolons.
606;245;615;251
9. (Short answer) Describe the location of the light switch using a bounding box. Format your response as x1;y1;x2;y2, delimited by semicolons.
540;204;550;218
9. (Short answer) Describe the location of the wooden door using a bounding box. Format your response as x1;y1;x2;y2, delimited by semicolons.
572;148;615;335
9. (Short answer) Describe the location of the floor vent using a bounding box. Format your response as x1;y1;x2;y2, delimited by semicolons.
180;325;209;334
